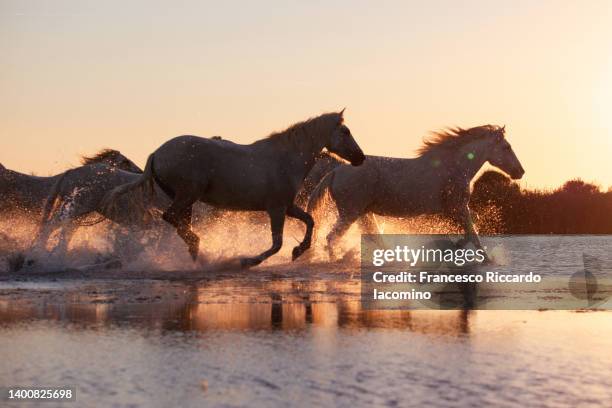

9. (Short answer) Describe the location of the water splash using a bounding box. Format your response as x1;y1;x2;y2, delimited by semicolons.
1;202;504;273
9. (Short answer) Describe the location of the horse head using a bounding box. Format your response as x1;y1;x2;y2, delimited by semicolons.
326;109;365;166
483;126;525;180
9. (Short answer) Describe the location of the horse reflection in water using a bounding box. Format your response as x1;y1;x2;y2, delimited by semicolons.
307;125;525;259
0;278;471;336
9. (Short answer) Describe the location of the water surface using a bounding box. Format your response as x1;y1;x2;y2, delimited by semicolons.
1;236;611;407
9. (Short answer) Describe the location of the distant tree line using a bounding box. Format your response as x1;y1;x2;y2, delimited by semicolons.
470;171;612;234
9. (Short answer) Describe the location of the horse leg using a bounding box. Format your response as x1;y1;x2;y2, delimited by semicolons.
359;212;385;247
458;205;489;261
241;207;286;268
32;188;79;253
162;197;199;261
359;212;382;234
459;206;480;246
51;221;78;260
326;209;360;260
112;226;146;263
30;220;60;255
286;204;314;261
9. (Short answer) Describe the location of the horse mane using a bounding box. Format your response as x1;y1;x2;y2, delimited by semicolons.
417;125;505;156
264;112;342;149
80;148;120;165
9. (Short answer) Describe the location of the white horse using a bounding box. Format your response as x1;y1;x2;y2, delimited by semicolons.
30;162;172;262
307;125;524;258
0;149;141;219
103;110;365;267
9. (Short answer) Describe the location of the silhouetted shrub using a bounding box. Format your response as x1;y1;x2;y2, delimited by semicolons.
471;171;612;234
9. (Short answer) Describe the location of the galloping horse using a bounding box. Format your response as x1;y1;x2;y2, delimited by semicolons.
307;125;525;258
0;149;141;219
30;162;173;261
103;110;365;267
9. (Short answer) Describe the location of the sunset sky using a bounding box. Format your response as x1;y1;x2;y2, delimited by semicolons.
1;0;611;189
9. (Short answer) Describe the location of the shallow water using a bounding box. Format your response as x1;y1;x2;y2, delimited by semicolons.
1;236;612;407
1;287;612;407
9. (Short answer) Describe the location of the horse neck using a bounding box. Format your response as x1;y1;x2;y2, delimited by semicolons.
258;124;331;179
438;143;489;184
95;158;118;168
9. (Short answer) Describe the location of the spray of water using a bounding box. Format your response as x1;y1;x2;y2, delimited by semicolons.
0;203;504;272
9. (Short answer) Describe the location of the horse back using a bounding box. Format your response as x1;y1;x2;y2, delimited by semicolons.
152;135;291;210
331;155;451;216
0;169;60;217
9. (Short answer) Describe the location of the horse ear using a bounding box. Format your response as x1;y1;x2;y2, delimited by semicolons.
501;125;506;133
339;107;345;117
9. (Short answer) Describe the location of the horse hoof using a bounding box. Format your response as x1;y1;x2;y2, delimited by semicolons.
104;259;123;269
291;246;303;261
240;258;260;269
8;253;26;272
292;245;310;261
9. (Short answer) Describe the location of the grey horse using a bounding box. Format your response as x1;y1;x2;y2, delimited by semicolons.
307;125;525;258
30;138;231;264
103;110;365;267
0;149;141;220
30;161;173;260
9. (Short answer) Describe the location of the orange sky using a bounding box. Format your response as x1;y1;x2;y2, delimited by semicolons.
1;0;611;189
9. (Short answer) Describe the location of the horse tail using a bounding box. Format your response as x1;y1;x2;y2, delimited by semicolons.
30;170;70;248
306;170;336;223
40;171;70;224
101;153;156;219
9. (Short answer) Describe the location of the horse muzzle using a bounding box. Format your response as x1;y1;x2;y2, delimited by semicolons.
350;152;366;166
510;167;525;180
